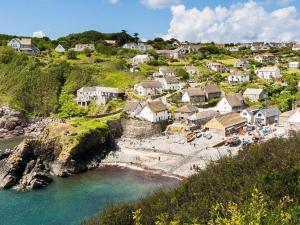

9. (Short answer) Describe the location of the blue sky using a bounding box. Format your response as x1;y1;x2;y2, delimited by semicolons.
0;0;300;42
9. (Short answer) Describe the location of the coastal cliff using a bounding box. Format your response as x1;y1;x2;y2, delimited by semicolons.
0;117;122;190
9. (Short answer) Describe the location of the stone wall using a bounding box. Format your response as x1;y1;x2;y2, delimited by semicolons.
121;118;167;138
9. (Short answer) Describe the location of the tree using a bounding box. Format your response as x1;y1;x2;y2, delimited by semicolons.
67;50;77;60
83;48;92;57
133;33;139;43
176;68;189;80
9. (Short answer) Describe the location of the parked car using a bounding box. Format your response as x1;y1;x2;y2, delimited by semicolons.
206;134;212;140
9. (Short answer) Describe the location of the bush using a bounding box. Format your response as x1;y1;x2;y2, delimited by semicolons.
67;50;77;59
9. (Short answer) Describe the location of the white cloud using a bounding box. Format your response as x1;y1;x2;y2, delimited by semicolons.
110;0;119;4
33;31;46;38
163;1;300;42
140;0;181;9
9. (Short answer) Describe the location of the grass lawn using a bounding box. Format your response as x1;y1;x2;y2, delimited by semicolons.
216;58;238;66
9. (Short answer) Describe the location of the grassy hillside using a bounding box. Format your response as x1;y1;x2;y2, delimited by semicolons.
83;134;300;225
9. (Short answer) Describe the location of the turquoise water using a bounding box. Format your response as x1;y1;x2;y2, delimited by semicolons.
0;139;179;225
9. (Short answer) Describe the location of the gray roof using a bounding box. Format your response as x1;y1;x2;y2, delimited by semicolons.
124;101;142;112
204;84;221;94
147;101;168;113
225;93;245;107
164;76;180;84
243;88;264;96
175;104;198;113
257;107;280;118
141;80;162;89
188;110;219;121
187;88;206;97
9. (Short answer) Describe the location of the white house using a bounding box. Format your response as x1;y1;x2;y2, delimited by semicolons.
7;38;40;55
289;62;299;69
240;108;260;123
234;59;249;70
138;101;169;123
55;44;65;53
256;66;281;80
207;62;228;73
124;101;144;117
153;67;176;77
184;65;198;75
292;43;300;51
76;86;125;106
254;53;278;63
216;93;246;113
70;44;95;52
157;48;185;60
156;76;183;91
228;71;250;83
254;107;280;125
226;46;239;52
131;54;151;64
182;88;206;104
134;80;163;96
243;88;267;102
122;43;153;51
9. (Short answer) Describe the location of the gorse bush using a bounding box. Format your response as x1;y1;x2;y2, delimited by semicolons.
83;134;300;225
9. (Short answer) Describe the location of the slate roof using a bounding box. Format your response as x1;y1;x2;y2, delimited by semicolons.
257;107;280;118
224;93;245;107
243;88;264;96
212;112;247;128
187;88;206;97
204;84;221;94
163;76;180;84
124;101;142;112
140;80;162;89
188;110;219;120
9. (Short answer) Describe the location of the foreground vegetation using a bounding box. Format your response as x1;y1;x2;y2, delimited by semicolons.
83;134;300;225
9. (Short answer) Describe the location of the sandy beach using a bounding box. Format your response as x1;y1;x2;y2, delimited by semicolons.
102;134;241;179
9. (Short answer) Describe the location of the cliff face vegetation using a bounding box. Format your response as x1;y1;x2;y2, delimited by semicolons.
83;134;300;225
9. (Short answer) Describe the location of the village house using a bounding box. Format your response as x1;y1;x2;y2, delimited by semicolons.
216;93;247;113
240;108;260;123
137;100;169;123
174;104;199;121
228;71;250;84
254;53;278;63
203;84;222;100
134;80;163;96
289;61;300;69
292;43;300;51
131;54;151;64
156;76;183;91
104;40;116;46
187;110;219;126
76;86;125;106
71;44;95;52
7;38;40;55
251;43;270;51
280;109;300;131
205;112;247;136
157;48;185;60
122;42;153;51
182;88;206;104
124;101;144;117
55;44;65;53
153;67;176;77
184;65;198;75
243;88;267;102
180;44;202;53
207;62;228;73
256;66;281;80
253;107;280;125
226;46;239;52
234;59;249;70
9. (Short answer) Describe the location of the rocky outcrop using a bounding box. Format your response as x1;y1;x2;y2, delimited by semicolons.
121;118;167;138
0;119;122;190
0;107;51;138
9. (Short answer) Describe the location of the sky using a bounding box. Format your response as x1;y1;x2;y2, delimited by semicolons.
1;0;300;42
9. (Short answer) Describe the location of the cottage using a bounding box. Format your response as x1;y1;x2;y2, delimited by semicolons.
254;53;278;63
55;44;65;53
243;88;267;102
174;104;198;121
153;67;176;77
256;66;281;80
187;110;219;126
254;107;280;125
156;76;182;91
134;80;163;96
182;88;206;104
240;108;260;123
292;43;300;51
105;40;116;46
251;43;270;51
226;46;239;52
122;42;153;51
216;93;247;113
205;112;247;136
203;84;222;100
124;101;144;116
72;44;95;52
76;86;125;106
157;48;185;60
138;101;169;123
184;65;198;75
207;62;228;73
228;71;250;84
289;61;300;69
131;54;151;64
7;38;40;55
234;59;249;70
